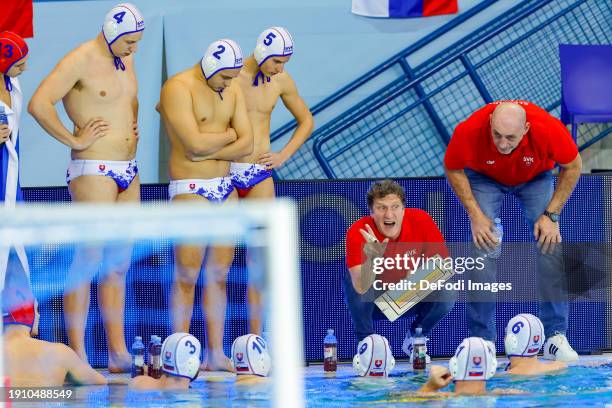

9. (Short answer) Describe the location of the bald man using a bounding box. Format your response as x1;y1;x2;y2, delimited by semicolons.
444;100;582;362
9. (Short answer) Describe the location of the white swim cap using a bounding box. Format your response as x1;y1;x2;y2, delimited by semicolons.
102;3;144;70
161;333;201;381
231;334;272;376
254;27;294;66
102;3;144;45
504;313;545;357
201;39;244;80
352;334;395;377
449;337;497;381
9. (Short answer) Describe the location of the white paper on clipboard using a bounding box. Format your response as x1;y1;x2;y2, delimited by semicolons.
374;255;454;322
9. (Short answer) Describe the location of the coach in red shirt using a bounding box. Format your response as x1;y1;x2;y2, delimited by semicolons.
344;180;455;360
444;100;582;362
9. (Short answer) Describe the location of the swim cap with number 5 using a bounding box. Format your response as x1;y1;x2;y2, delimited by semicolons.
254;27;294;66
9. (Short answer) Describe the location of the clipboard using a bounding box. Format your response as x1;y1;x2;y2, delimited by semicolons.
374;255;454;322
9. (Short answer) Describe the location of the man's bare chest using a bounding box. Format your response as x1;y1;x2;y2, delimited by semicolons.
73;64;136;103
242;84;280;115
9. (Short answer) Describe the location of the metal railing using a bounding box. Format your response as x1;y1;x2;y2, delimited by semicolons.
273;0;611;179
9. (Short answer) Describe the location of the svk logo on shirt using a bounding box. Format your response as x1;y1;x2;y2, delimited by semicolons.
486;160;495;165
523;156;534;166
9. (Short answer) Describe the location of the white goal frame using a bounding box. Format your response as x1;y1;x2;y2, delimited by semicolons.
0;199;303;407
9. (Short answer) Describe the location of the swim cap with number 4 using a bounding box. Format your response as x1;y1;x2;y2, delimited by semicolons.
254;27;294;66
231;334;272;376
102;3;144;46
201;39;244;80
161;333;201;381
102;3;144;70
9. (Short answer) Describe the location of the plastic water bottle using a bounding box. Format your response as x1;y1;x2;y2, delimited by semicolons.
412;327;427;371
146;335;155;376
488;218;503;259
148;336;162;379
0;106;8;126
323;329;337;372
131;336;145;378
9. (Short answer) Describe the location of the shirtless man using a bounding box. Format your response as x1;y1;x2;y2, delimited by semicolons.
3;266;106;387
234;27;313;333
28;3;145;372
504;314;566;375
158;39;253;372
129;333;201;390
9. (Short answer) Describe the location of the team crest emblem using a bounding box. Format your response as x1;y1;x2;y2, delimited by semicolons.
473;356;482;366
98;164;106;171
236;353;244;361
165;351;172;361
189;183;196;190
534;335;540;343
374;359;383;368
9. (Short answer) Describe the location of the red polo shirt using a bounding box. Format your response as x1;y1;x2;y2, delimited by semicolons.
345;208;448;284
444;100;578;186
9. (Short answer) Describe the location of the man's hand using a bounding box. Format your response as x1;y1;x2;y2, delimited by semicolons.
73;117;108;151
360;224;389;260
226;128;238;143
534;214;561;254
0;125;10;145
420;365;452;392
258;151;287;169
470;212;498;251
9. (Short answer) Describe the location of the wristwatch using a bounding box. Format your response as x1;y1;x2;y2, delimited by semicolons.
543;210;560;222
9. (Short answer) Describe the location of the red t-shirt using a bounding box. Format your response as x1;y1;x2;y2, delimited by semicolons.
444;100;578;186
345;208;449;284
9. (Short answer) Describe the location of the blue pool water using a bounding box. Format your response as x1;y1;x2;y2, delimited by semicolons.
29;356;612;407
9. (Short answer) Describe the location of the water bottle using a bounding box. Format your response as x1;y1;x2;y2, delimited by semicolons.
323;329;337;372
148;336;162;379
488;218;503;259
146;335;155;376
412;327;427;371
0;106;8;126
131;336;145;378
